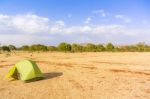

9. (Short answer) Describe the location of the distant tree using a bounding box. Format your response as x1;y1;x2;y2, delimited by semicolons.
96;44;105;52
143;45;150;52
8;45;17;54
8;45;17;50
113;47;121;52
71;44;84;52
1;42;150;52
106;43;114;51
119;46;129;52
1;46;10;52
47;46;57;51
20;45;29;51
29;44;48;51
85;43;97;52
0;43;1;51
128;45;138;52
58;42;71;52
71;44;78;52
136;42;148;52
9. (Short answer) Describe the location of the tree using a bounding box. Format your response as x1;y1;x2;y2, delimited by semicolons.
106;43;114;51
85;43;97;52
0;43;1;51
71;44;78;52
8;45;17;54
136;42;147;52
1;46;10;52
8;45;17;50
29;44;48;51
48;46;57;51
96;44;105;52
20;45;29;51
1;42;150;52
71;44;84;52
58;42;71;52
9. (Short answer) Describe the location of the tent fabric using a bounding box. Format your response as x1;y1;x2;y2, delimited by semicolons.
6;60;43;81
6;66;18;79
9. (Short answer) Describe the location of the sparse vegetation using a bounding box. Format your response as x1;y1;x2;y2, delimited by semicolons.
106;43;115;51
1;42;150;52
57;42;71;52
29;44;48;52
1;46;11;52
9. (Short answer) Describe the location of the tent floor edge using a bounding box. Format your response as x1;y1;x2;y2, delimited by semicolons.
23;77;44;83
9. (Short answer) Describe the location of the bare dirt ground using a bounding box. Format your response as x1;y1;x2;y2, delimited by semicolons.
0;52;150;99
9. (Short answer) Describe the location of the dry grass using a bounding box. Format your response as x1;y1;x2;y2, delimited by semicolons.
0;52;150;99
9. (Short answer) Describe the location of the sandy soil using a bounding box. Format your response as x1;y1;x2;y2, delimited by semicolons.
0;52;150;99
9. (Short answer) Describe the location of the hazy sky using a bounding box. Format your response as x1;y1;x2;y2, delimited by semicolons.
0;0;150;46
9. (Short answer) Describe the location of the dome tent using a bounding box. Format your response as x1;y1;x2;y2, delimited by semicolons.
6;60;43;81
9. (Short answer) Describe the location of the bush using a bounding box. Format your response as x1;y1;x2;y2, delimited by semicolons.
85;43;97;52
58;42;71;52
1;42;150;52
96;44;105;52
20;45;29;51
29;44;48;51
71;44;85;52
1;46;10;52
106;43;114;51
48;46;57;51
136;42;149;52
8;45;17;50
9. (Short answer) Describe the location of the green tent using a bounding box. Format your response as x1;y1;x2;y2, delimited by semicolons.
6;60;43;81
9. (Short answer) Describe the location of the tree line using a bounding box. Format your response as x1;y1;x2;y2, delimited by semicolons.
0;42;150;52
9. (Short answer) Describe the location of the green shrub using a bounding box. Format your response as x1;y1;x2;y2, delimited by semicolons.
58;42;71;52
1;46;10;52
106;43;114;51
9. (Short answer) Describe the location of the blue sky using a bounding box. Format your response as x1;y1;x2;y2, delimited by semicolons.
0;0;150;46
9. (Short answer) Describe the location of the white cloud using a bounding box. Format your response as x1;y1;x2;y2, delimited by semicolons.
64;25;92;34
0;13;147;35
0;34;52;46
55;20;65;27
115;14;132;23
0;13;130;35
49;20;65;33
59;24;125;35
0;13;150;45
84;17;92;24
12;14;50;33
93;9;108;17
0;14;50;33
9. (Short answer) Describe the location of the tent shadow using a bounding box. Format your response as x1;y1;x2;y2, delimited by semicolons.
43;72;63;80
25;72;63;83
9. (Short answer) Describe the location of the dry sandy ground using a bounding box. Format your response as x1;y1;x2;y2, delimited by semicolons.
0;52;150;99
